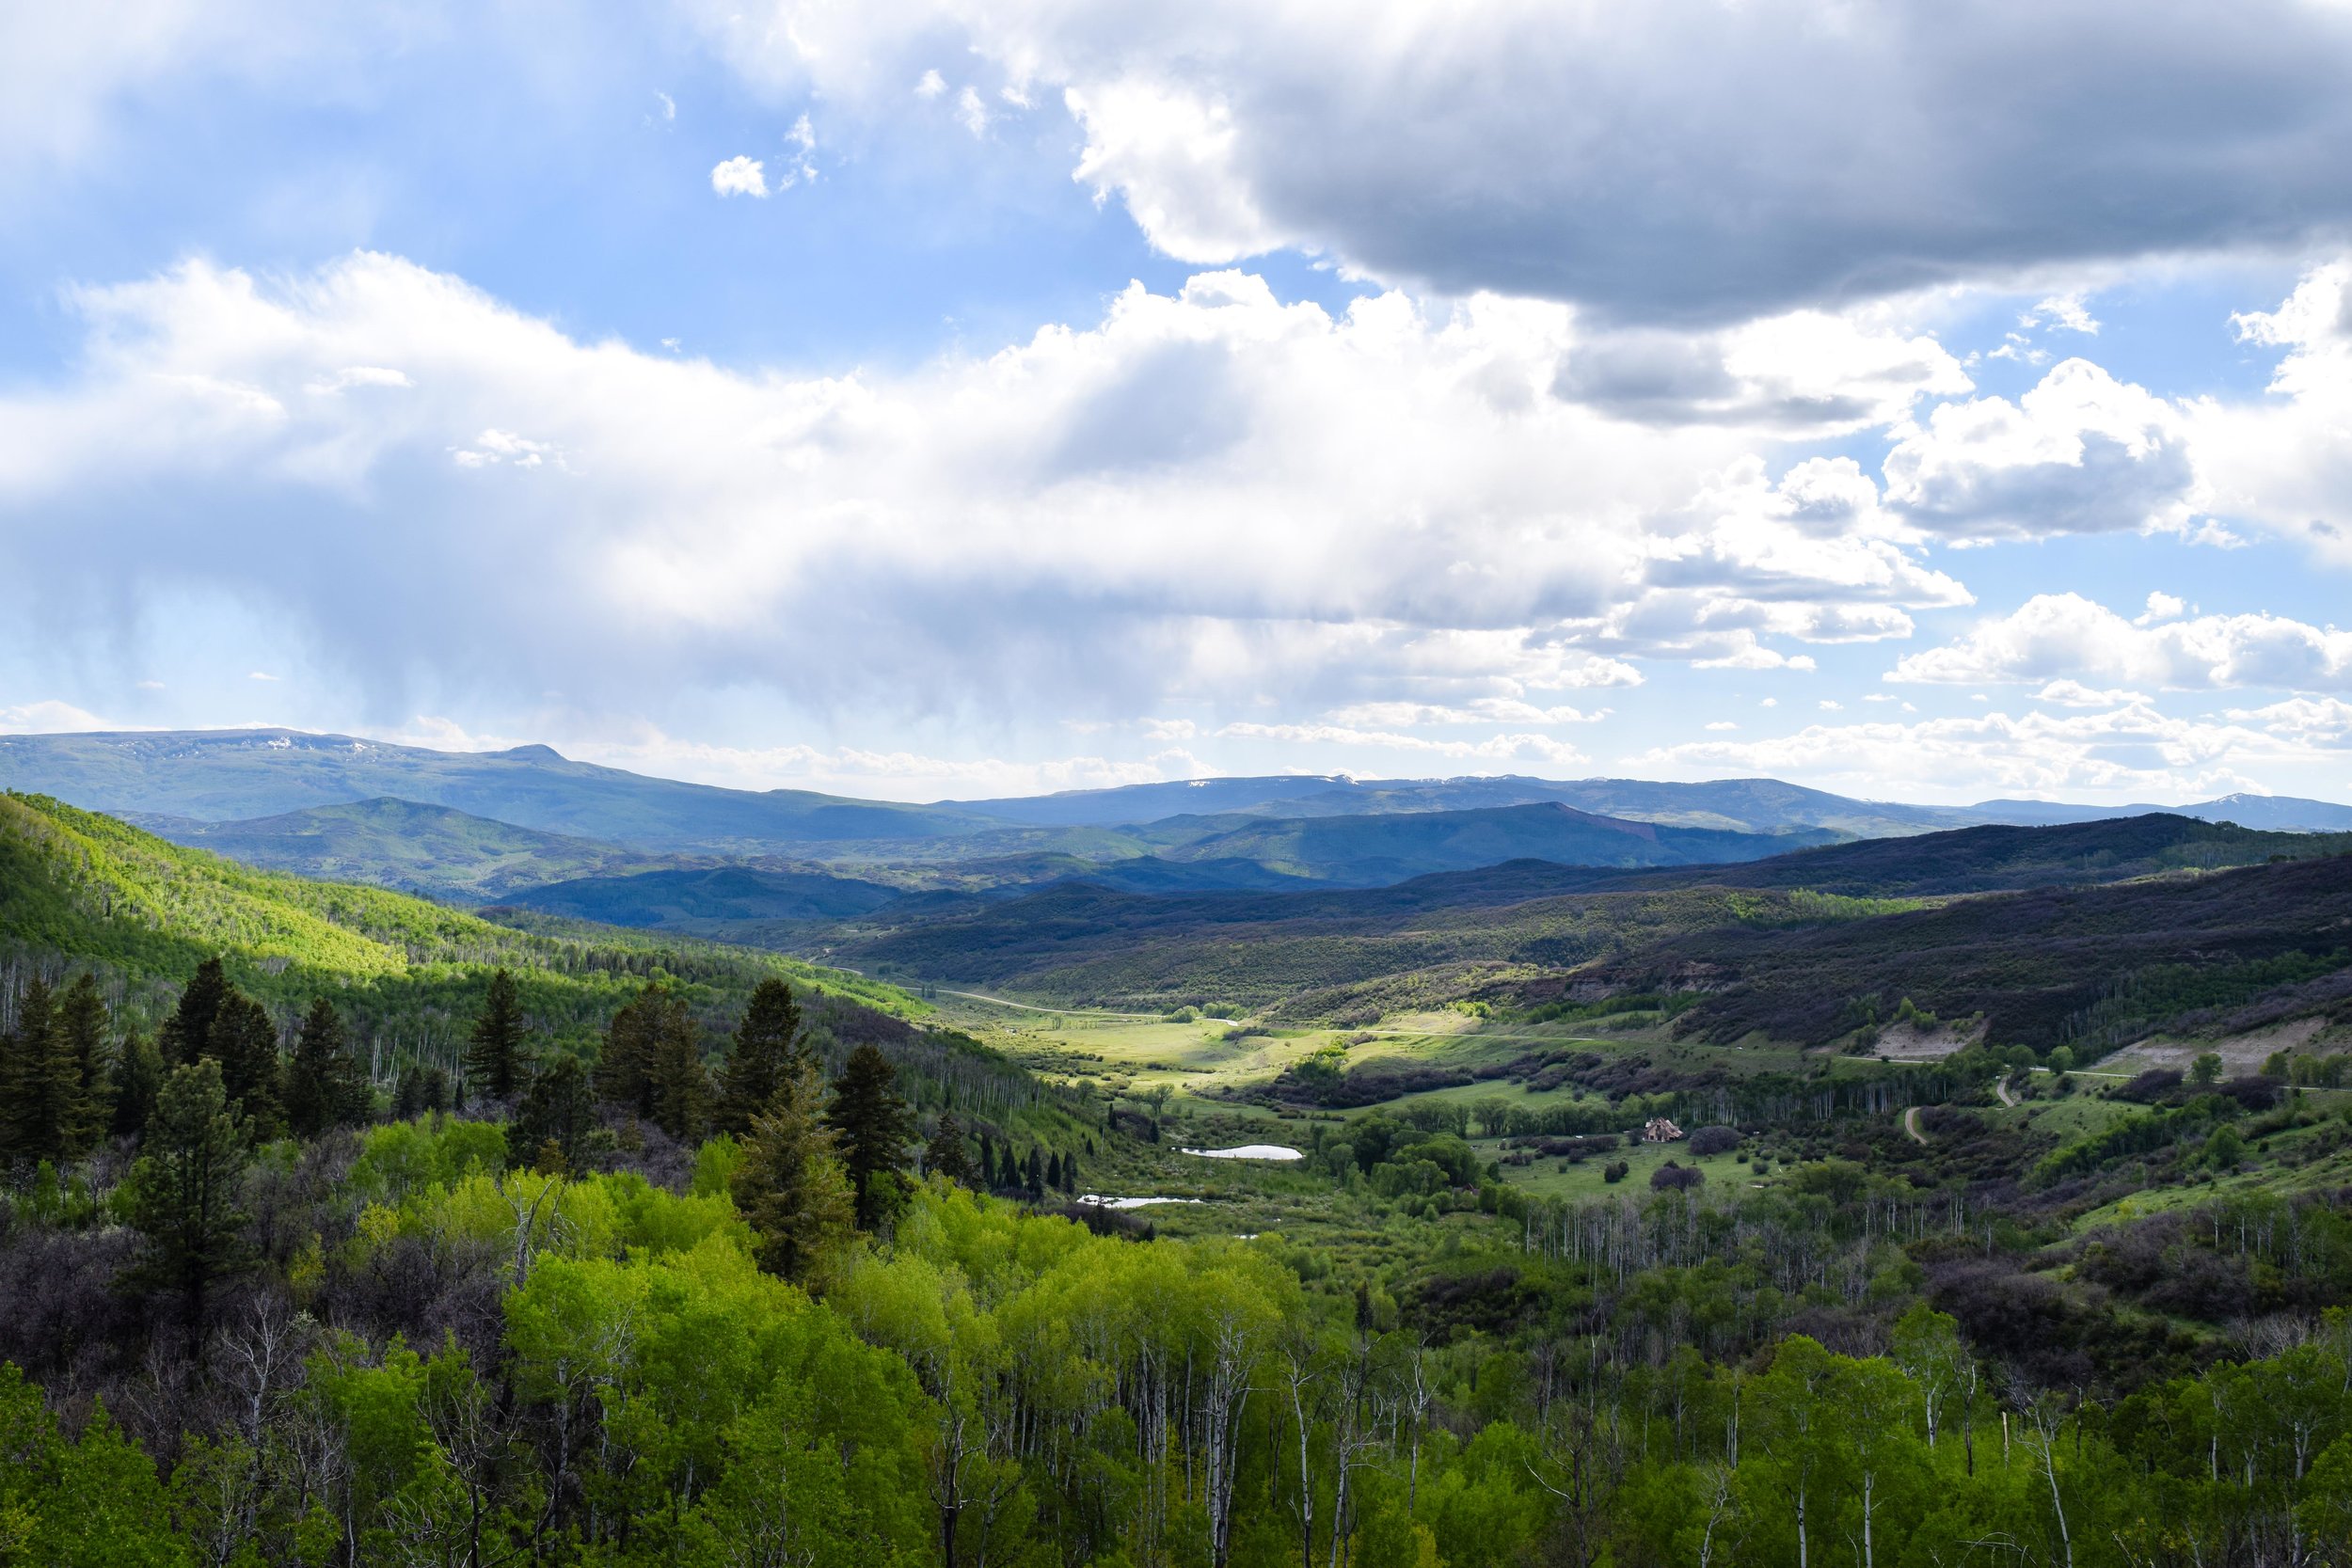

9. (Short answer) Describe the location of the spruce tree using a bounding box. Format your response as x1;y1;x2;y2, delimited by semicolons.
112;1030;166;1140
55;974;113;1156
1045;1150;1064;1192
732;1058;854;1282
595;983;682;1117
647;1009;710;1143
925;1112;977;1187
3;977;76;1166
1024;1146;1045;1199
1058;1148;1078;1196
824;1043;915;1231
283;997;369;1138
205;990;283;1138
465;969;528;1101
121;1059;251;1320
162;958;230;1068
508;1055;596;1172
715;978;803;1135
977;1131;996;1188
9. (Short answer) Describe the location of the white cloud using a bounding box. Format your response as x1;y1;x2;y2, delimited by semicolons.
710;154;768;197
1321;699;1606;728
655;90;676;122
0;700;109;733
1881;359;2197;541
304;364;412;395
2035;679;2148;708
2194;262;2352;567
2137;591;2185;625
2026;294;2100;335
914;69;946;98
0;253;1971;728
1631;700;2346;803
955;85;990;136
1553;310;1971;435
1704;720;1738;731
2231;696;2352;744
1218;721;1585;765
1890;593;2352;692
775;113;817;188
679;0;2352;320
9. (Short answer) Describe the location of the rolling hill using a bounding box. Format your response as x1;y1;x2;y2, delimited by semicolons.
1130;800;1835;882
129;796;671;902
0;791;920;1049
0;729;1001;849
827;815;2352;1038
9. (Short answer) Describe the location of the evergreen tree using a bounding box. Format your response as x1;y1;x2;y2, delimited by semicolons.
205;990;283;1138
1024;1146;1045;1199
1045;1150;1064;1192
282;997;369;1139
111;1030;166;1140
161;958;230;1068
464;968;528;1101
2;976;76;1166
733;1057;855;1282
1058;1147;1078;1196
647;1007;710;1143
55;973;114;1155
977;1131;996;1188
824;1043;915;1231
596;982;701;1125
925;1112;977;1187
507;1054;596;1172
121;1060;251;1320
715;977;803;1136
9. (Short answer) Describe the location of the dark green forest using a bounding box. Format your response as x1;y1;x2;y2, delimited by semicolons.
7;796;2352;1565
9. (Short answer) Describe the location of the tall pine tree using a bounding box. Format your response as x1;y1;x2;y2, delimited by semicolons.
464;969;527;1101
714;978;803;1135
731;1057;854;1281
594;985;707;1141
824;1043;915;1231
3;977;77;1165
111;1030;166;1140
205;990;283;1139
283;997;369;1138
508;1054;596;1173
161;958;230;1068
54;974;113;1157
925;1112;977;1187
121;1060;251;1320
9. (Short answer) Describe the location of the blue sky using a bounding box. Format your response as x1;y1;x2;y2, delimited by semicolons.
5;0;2352;806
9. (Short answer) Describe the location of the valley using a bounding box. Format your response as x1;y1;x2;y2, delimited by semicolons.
4;746;2352;1567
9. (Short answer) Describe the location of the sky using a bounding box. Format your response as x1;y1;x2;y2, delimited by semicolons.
4;1;2352;807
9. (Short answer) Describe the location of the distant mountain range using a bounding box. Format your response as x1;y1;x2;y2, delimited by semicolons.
10;729;2350;843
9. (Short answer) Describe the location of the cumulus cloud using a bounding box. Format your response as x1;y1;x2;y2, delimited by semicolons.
680;0;2352;320
1630;700;2344;802
2194;262;2352;566
710;154;768;197
1881;359;2197;541
1553;311;1971;434
1889;593;2352;691
0;252;1975;731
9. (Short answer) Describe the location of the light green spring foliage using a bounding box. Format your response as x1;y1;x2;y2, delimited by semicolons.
0;791;919;1040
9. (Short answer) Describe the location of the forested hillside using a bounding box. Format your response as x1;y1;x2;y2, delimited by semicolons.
7;798;2352;1567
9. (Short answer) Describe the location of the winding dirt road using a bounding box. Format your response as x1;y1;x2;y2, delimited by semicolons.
1903;1106;1928;1144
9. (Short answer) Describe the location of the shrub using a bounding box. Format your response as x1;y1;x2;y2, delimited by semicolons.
1687;1125;1740;1157
1602;1161;1629;1184
1650;1161;1705;1193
